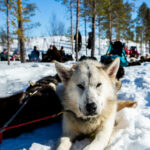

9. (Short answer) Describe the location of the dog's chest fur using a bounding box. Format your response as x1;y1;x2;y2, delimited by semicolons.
65;113;102;135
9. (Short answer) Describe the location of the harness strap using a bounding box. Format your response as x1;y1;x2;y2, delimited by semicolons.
1;91;38;132
0;90;39;144
0;132;3;144
0;111;64;144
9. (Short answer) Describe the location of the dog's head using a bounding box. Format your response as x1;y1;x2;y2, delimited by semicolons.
55;58;120;118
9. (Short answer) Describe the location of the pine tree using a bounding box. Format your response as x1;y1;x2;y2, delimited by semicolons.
0;0;13;65
137;3;150;53
6;0;10;65
75;0;80;61
17;0;25;62
102;0;133;43
84;0;100;57
80;0;88;55
70;0;74;54
10;0;37;63
135;26;144;54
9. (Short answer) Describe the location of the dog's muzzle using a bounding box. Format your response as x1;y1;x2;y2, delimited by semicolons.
86;102;97;116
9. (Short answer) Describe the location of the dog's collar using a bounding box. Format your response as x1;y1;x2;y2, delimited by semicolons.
64;109;96;122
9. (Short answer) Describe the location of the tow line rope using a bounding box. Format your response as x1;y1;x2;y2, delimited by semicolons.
0;90;64;144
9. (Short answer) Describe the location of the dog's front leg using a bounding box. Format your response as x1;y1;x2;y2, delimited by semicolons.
57;115;75;150
83;106;116;150
56;137;72;150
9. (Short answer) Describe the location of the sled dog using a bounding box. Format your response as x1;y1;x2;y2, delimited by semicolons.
55;58;134;150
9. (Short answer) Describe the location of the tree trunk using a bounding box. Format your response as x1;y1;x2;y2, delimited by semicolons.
116;27;120;41
6;0;10;65
84;0;87;55
85;15;87;55
91;0;96;57
140;32;143;55
149;40;150;54
70;0;73;54
98;16;101;55
109;0;112;43
75;0;80;61
109;13;112;43
18;0;26;63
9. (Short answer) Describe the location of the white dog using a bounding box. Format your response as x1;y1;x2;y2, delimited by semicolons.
55;58;121;150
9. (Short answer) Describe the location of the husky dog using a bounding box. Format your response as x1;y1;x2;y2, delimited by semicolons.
55;58;132;150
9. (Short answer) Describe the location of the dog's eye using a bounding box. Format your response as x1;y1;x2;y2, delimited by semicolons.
96;83;102;88
77;84;85;90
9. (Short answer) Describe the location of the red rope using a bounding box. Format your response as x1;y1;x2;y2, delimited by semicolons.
0;132;3;144
0;112;63;144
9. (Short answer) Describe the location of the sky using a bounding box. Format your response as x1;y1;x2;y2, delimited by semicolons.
0;0;150;37
28;0;70;37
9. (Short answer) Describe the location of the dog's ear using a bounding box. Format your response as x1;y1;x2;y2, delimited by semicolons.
106;58;120;78
55;61;73;83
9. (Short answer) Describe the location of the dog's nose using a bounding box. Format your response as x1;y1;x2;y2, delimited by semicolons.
86;102;97;115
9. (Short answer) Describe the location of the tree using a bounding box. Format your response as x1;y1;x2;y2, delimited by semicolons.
0;28;7;47
0;0;13;65
102;0;134;43
6;0;10;65
84;0;99;57
70;0;74;54
137;2;150;53
17;0;25;62
80;0;88;55
9;0;38;63
75;0;80;61
91;0;96;57
135;25;144;54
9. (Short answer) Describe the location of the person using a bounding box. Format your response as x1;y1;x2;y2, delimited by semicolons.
11;49;20;61
0;49;8;61
60;46;65;56
44;45;58;61
74;31;82;52
87;32;92;49
124;46;130;55
29;46;40;62
47;45;53;55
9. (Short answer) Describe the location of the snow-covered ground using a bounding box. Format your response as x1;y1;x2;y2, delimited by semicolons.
0;60;150;150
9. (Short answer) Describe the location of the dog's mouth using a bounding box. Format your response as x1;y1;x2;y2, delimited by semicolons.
79;107;98;118
65;108;98;121
85;112;97;116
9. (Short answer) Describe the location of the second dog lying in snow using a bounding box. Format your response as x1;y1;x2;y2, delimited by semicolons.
55;58;137;150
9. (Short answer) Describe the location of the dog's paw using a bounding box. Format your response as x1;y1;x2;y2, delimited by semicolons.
83;144;103;150
83;145;96;150
56;137;72;150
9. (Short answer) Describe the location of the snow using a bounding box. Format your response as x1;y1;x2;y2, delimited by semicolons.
0;37;150;150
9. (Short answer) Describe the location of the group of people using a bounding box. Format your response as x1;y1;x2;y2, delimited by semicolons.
124;46;139;58
0;48;20;61
0;45;68;62
29;45;66;62
42;45;72;62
